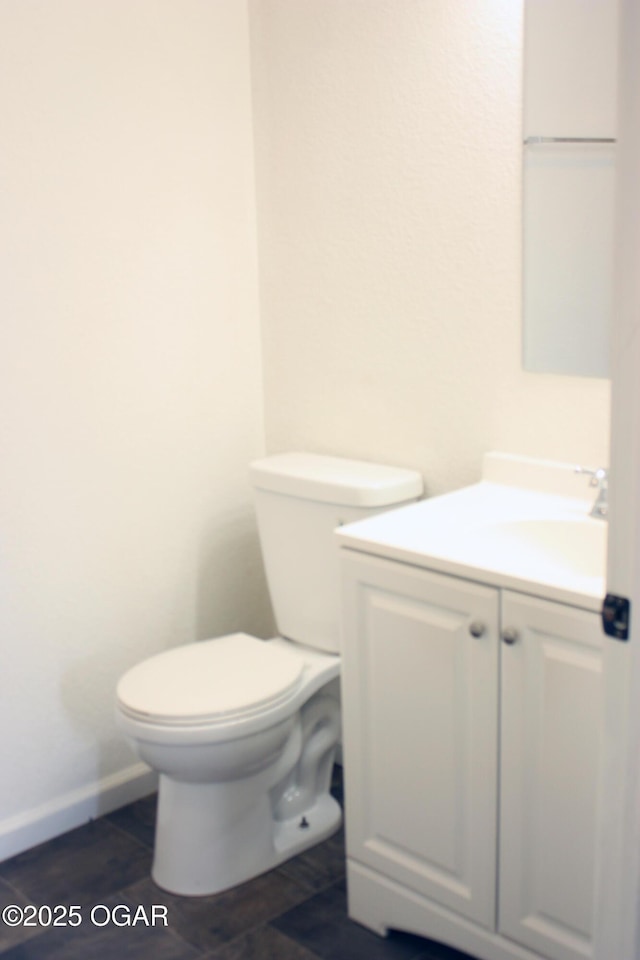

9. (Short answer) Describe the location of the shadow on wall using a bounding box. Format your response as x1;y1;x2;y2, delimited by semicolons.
56;504;274;806
196;506;275;642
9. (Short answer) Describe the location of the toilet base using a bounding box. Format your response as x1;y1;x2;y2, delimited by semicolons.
149;691;342;897
273;791;342;861
151;776;342;897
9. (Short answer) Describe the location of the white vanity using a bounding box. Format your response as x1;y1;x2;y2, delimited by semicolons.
337;454;608;960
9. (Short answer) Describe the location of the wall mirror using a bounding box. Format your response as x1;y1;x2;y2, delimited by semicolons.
522;0;617;378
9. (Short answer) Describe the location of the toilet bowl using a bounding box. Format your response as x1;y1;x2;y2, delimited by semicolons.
117;633;341;896
116;452;423;896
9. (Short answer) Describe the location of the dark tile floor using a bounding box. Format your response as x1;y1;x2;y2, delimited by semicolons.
0;771;476;959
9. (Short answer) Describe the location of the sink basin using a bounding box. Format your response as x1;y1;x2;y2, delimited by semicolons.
337;455;609;609
477;518;607;581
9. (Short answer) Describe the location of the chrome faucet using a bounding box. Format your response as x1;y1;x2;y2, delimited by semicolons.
575;466;609;519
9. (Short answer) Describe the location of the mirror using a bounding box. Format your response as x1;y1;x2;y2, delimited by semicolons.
522;0;617;378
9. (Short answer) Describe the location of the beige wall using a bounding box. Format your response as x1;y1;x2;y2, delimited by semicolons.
0;0;268;846
249;0;610;496
0;0;614;858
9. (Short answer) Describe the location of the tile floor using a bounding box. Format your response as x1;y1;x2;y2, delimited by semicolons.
0;772;476;959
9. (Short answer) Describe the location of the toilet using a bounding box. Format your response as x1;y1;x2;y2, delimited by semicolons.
116;452;423;896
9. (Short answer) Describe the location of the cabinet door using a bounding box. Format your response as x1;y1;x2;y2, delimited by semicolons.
499;591;604;960
341;550;499;928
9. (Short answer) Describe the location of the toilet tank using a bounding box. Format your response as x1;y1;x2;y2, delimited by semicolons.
249;453;423;654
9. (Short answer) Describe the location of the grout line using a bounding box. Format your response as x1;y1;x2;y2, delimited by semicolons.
100;814;155;853
0;873;37;907
0;880;47;958
203;920;326;960
153;924;209;960
274;862;347;899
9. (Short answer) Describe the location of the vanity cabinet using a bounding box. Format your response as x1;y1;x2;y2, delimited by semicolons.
341;549;604;960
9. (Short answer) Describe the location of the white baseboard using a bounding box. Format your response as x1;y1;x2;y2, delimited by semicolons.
0;763;158;863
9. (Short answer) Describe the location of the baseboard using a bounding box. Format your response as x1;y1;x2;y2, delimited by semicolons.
0;763;158;863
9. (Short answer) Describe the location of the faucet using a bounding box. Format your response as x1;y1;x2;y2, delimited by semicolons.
575;466;609;519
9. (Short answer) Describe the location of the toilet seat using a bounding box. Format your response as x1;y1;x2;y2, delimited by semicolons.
117;633;305;727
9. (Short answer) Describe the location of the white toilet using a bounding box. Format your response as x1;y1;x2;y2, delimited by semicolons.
116;452;422;896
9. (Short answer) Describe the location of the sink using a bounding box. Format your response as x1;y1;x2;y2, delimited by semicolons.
337;454;609;609
476;518;607;581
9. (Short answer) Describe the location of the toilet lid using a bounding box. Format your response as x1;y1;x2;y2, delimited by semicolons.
117;633;305;725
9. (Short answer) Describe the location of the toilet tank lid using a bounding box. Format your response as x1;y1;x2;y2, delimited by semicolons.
249;452;423;507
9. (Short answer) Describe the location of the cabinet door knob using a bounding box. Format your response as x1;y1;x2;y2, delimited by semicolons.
469;621;486;638
501;627;519;645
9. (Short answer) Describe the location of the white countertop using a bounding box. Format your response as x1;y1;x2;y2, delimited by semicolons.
336;454;608;612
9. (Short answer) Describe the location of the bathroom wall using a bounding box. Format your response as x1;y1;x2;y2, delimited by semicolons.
0;0;615;863
249;0;611;496
0;0;269;854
